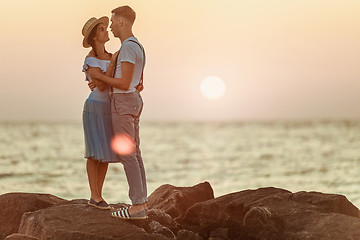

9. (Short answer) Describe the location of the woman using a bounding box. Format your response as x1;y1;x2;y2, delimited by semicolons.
81;16;119;210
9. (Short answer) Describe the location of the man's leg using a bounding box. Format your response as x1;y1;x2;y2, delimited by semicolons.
112;113;147;205
134;116;147;201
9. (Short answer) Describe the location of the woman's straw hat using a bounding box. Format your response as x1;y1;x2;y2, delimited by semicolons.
82;16;109;48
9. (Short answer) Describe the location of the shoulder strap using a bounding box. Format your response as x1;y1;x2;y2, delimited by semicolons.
128;40;146;85
112;51;120;78
113;40;146;87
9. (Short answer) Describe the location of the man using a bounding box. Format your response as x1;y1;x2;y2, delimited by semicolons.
89;5;147;219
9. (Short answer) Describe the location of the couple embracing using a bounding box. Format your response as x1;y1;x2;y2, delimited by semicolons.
81;6;147;220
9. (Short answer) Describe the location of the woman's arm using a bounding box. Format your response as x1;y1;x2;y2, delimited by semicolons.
87;54;116;91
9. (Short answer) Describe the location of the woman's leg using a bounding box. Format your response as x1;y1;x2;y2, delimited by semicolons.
86;158;102;202
97;162;109;201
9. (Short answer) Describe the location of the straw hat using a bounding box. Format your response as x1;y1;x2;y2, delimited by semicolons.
82;16;109;48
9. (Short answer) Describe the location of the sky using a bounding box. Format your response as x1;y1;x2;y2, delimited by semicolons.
0;0;359;122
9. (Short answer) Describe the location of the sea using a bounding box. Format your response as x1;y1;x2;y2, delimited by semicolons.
0;121;359;207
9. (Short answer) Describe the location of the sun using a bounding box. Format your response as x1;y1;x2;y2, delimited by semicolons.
201;76;226;100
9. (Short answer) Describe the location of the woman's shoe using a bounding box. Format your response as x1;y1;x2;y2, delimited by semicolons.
88;199;111;210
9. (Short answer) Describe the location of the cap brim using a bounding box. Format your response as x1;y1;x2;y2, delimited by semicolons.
82;16;109;48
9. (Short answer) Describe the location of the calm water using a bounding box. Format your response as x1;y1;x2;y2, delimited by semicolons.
0;121;359;207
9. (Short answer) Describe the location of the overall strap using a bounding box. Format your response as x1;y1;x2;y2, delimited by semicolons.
113;40;146;90
128;40;146;86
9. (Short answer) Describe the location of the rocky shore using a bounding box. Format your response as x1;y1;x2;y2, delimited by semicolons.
1;182;360;240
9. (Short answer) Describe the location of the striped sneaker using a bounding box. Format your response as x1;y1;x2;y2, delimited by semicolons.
111;206;148;220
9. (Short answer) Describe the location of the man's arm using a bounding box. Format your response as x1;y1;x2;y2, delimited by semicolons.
88;62;134;91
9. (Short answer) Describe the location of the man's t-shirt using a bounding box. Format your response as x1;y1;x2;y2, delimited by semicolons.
113;37;144;93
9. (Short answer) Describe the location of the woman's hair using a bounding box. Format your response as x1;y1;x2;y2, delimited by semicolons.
87;24;108;57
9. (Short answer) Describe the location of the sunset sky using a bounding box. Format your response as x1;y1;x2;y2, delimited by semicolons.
0;0;359;122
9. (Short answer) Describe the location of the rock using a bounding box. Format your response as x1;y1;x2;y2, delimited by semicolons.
146;209;179;234
2;183;360;240
290;191;359;217
176;230;205;240
0;193;65;240
178;187;360;240
208;228;229;240
178;187;289;238
242;190;360;240
4;234;39;240
292;212;360;239
242;205;285;239
148;182;214;218
18;200;169;240
148;221;175;239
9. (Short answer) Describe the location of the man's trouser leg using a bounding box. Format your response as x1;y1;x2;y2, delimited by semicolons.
112;93;147;205
134;116;147;201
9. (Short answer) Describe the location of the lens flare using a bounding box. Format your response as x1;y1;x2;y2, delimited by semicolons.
111;134;135;155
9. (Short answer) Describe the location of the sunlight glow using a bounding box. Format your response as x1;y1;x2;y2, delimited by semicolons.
201;76;226;100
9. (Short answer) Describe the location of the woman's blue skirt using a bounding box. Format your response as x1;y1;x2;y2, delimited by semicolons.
82;98;120;163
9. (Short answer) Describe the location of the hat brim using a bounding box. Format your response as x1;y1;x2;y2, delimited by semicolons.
82;16;109;48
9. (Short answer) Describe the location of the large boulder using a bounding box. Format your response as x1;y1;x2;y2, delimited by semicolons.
178;187;360;239
0;193;65;240
18;199;171;240
2;183;360;240
243;190;360;239
1;182;213;240
148;182;214;218
177;187;289;238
